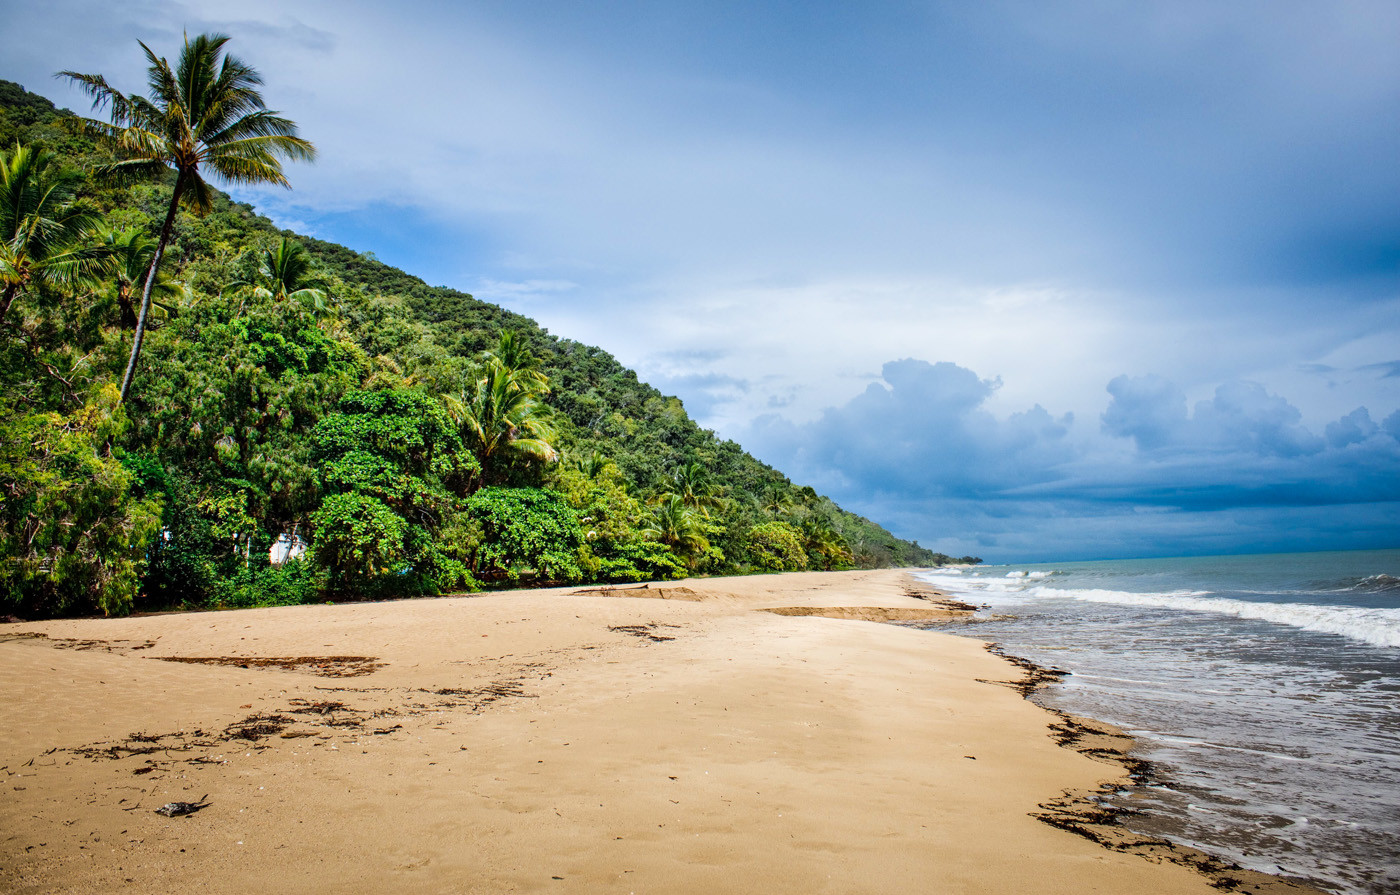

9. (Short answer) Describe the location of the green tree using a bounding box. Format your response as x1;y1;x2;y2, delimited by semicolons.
310;389;479;595
746;521;808;572
644;493;711;566
0;143;104;327
98;228;182;328
799;513;853;571
465;487;582;583
232;236;329;314
0;384;161;615
758;483;795;518
444;341;558;485
482;329;548;393
671;460;723;515
61;32;315;401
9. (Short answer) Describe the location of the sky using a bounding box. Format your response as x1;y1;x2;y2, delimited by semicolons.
6;0;1398;562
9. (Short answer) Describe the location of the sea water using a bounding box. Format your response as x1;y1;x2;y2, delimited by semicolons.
914;549;1400;895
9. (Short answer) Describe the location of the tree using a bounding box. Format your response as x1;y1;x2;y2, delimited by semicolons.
644;493;711;564
310;389;479;595
482;329;548;393
465;487;582;583
799;513;853;571
746;521;808;572
758;483;794;518
61;32;315;402
0;384;162;616
444;336;558;484
671;460;723;515
0;143;104;327
99;228;182;328
232;236;329;314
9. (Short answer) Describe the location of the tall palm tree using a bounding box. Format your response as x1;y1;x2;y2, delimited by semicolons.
232;237;329;313
61;32;315;401
0;143;105;328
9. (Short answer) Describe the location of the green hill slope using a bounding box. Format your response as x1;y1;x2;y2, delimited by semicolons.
0;78;974;617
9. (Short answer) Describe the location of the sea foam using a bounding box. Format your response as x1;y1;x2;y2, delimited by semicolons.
1022;586;1400;650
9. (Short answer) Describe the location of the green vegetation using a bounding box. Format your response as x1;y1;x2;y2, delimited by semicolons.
0;42;975;618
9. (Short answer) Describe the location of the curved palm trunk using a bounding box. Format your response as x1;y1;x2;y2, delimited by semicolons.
119;172;185;403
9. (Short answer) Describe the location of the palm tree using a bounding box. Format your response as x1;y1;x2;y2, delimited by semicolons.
800;514;852;570
482;330;548;393
444;361;558;485
671;460;723;515
232;237;329;314
0;143;105;328
758;484;795;518
570;449;614;480
61;32;315;401
644;494;710;560
99;229;183;328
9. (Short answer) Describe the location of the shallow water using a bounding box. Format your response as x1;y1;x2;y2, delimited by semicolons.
914;549;1400;895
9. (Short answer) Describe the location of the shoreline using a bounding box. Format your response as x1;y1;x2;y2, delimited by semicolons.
973;644;1326;895
0;569;1322;893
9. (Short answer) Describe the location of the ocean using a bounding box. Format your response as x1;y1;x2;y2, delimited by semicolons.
913;549;1400;895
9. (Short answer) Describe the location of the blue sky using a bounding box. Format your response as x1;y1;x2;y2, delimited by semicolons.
7;0;1397;561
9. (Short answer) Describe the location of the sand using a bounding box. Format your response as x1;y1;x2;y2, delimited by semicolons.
0;569;1299;894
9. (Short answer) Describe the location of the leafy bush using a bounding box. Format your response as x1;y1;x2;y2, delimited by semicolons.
0;388;161;616
746;521;809;572
466;487;583;583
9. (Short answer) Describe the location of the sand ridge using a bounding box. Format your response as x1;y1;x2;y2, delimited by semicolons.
2;569;1258;894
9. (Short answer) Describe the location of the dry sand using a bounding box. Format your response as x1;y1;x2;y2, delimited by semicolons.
0;569;1299;894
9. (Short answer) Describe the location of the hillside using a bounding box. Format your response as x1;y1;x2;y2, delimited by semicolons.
0;77;974;617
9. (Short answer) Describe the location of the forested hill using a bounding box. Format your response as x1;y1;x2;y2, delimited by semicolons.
1;77;975;618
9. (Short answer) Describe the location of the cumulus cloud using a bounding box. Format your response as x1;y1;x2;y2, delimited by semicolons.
1103;376;1323;457
748;359;1075;500
744;360;1400;560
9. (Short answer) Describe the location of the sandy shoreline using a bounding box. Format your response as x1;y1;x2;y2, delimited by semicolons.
1;570;1317;894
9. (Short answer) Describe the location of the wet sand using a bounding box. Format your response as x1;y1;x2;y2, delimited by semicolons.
0;570;1309;893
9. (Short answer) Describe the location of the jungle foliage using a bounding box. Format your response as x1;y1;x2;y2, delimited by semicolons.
0;60;974;618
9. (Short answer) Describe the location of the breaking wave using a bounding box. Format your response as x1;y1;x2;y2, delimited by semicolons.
1023;586;1400;650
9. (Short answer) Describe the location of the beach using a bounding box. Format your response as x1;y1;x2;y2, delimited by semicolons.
1;570;1316;894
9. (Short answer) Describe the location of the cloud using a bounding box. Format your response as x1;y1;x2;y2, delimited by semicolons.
1103;376;1323;457
748;359;1076;499
744;360;1400;560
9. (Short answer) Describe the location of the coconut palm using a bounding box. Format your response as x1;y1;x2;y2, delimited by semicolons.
0;143;105;328
444;360;558;485
758;483;795;518
61;32;315;401
800;514;852;571
232;237;329;314
570;449;614;480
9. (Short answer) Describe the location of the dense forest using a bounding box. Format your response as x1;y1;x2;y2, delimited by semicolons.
0;46;975;618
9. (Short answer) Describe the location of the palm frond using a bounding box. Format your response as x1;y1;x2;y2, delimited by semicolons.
54;71;133;123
